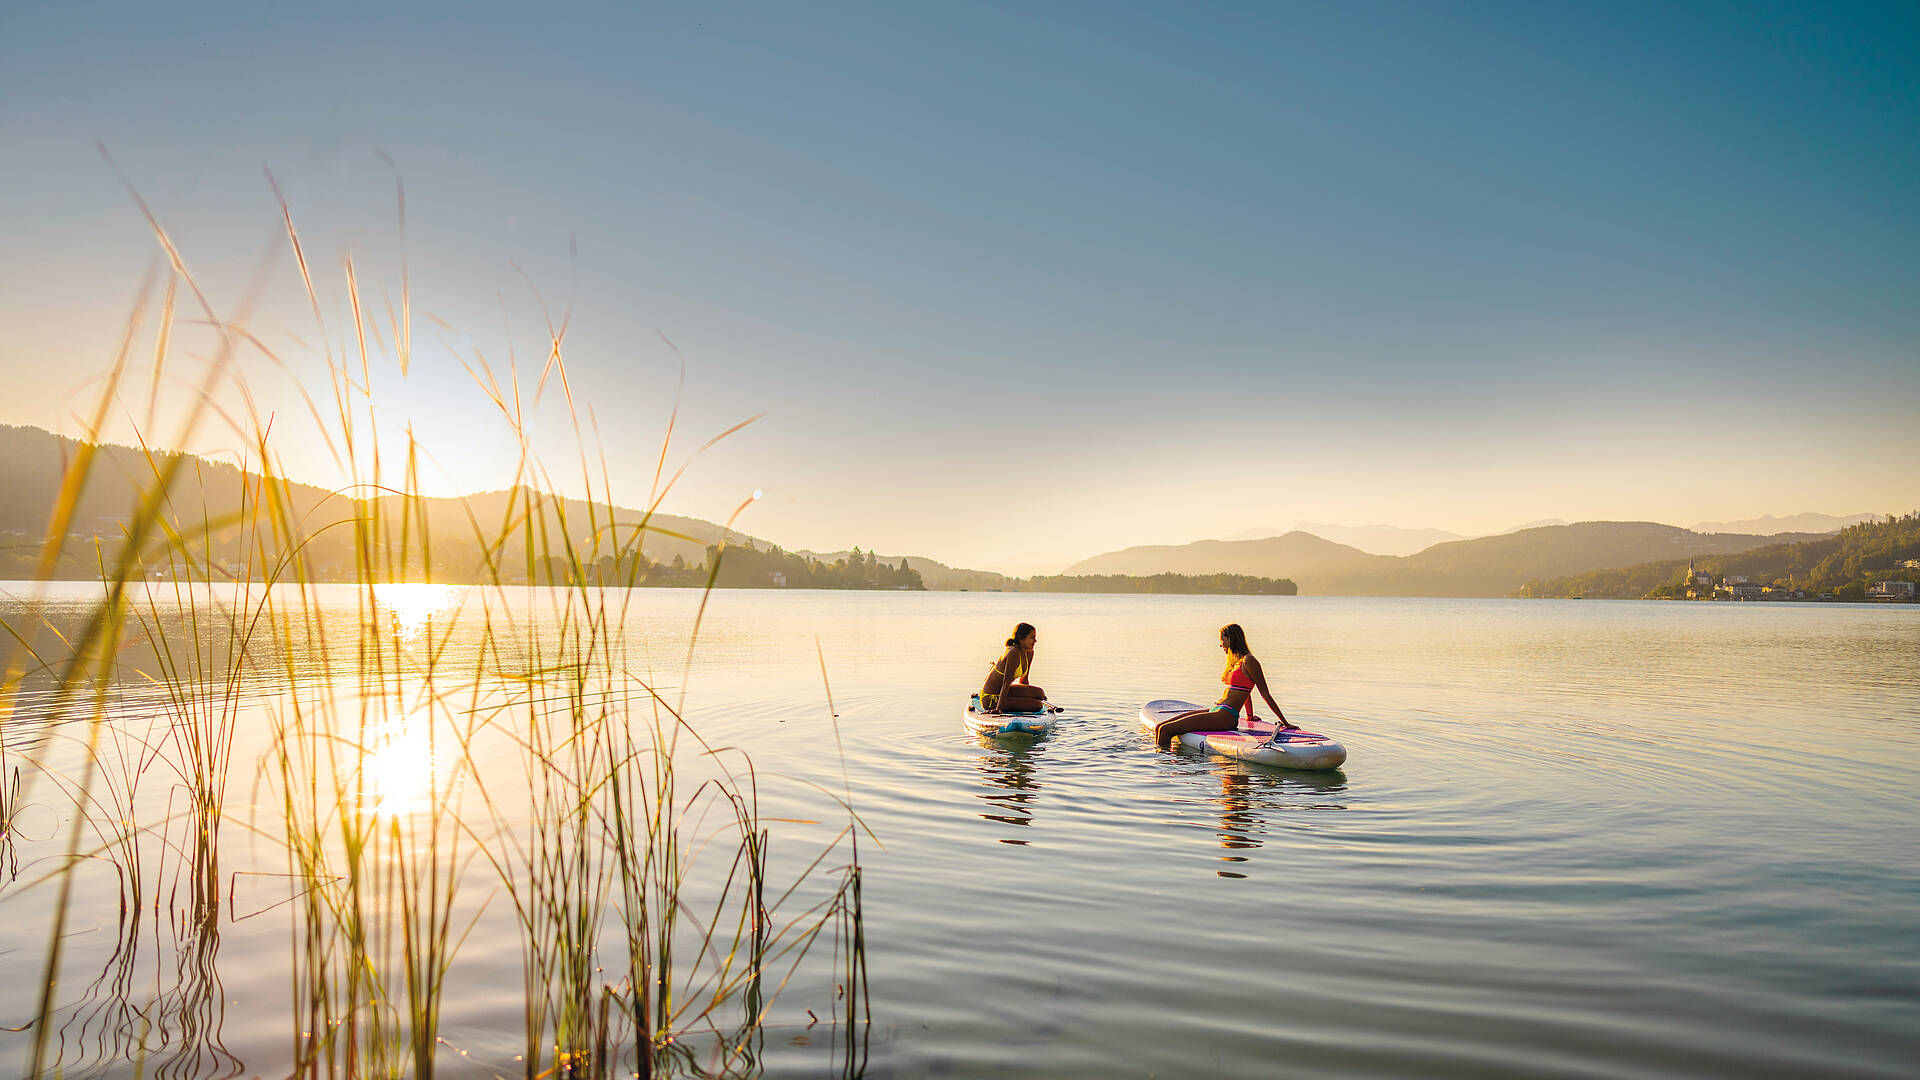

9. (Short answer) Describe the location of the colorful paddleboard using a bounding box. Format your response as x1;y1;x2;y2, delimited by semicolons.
1138;699;1346;770
965;695;1059;740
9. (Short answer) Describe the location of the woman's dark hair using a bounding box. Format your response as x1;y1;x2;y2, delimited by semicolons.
1007;622;1036;648
1219;623;1251;658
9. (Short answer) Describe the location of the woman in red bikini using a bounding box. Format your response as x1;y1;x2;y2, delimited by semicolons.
1152;623;1295;749
980;622;1049;713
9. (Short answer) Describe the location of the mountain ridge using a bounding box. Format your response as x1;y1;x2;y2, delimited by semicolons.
1065;531;1387;580
1291;522;1469;557
1687;512;1873;535
0;423;1860;597
1065;521;1835;597
0;423;768;580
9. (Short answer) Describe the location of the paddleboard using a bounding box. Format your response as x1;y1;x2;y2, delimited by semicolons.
965;694;1059;740
1138;699;1346;770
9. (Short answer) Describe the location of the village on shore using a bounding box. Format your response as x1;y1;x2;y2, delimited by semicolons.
1656;557;1919;602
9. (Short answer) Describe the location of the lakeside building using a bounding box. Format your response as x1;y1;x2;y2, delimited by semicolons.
1868;580;1916;599
1681;557;1715;598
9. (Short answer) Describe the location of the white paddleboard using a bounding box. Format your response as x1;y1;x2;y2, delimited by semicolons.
1139;699;1346;771
965;695;1060;740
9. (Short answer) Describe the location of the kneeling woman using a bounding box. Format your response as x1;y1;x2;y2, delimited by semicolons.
981;622;1049;713
1153;623;1296;749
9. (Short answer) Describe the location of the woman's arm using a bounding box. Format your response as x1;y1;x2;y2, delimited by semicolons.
1245;656;1294;729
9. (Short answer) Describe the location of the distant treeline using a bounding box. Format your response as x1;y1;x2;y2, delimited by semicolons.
563;558;1285;595
0;536;924;592
1022;572;1297;595
1522;513;1920;599
579;543;924;591
709;543;923;590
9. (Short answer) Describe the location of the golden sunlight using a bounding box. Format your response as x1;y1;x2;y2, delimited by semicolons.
365;716;434;819
372;583;468;644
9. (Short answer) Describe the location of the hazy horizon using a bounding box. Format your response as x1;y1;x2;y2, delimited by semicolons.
4;2;1916;571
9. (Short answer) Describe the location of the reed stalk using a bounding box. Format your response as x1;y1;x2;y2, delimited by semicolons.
0;166;870;1079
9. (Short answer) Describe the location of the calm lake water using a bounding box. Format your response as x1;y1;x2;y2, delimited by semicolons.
2;585;1917;1078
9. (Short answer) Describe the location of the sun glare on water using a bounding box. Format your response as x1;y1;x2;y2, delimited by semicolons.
372;582;468;644
366;718;434;819
362;584;466;817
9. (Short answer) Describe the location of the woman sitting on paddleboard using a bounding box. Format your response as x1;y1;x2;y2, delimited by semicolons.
1152;623;1294;749
980;622;1049;713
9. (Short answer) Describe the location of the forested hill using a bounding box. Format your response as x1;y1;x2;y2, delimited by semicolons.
0;424;866;586
1522;514;1920;599
1062;522;1833;596
1309;521;1832;596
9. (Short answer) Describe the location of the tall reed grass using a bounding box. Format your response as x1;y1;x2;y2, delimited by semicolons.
0;163;868;1078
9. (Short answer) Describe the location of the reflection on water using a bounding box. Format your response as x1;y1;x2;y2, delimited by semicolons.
1192;763;1350;876
1;582;872;1080
38;856;240;1079
372;582;468;645
3;587;1917;1079
366;715;435;818
972;743;1044;843
1212;769;1260;873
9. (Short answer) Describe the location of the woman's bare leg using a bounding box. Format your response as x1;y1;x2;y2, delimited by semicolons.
1000;684;1047;712
1155;708;1237;749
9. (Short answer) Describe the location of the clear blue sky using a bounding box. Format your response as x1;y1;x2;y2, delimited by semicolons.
3;1;1915;570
